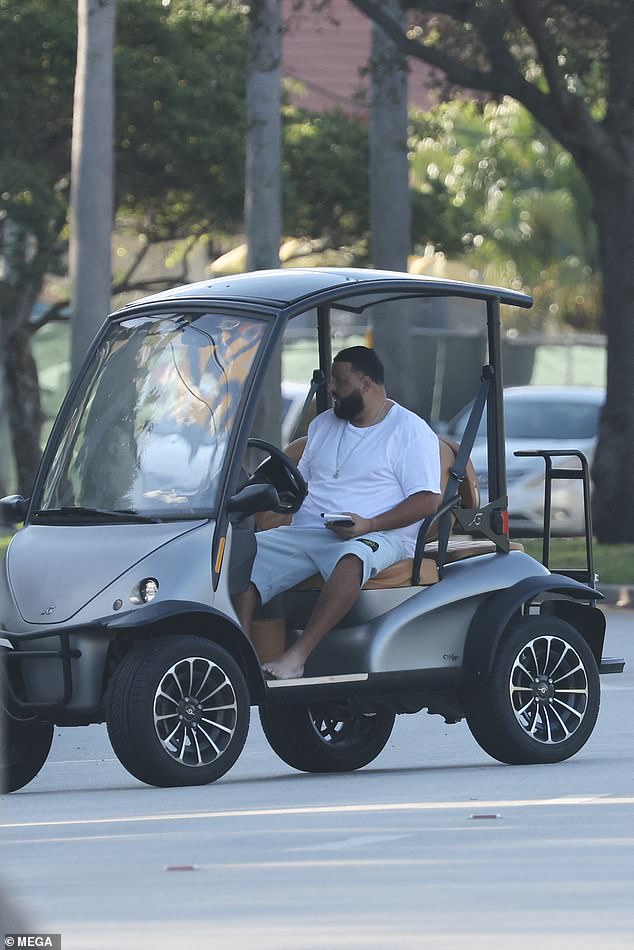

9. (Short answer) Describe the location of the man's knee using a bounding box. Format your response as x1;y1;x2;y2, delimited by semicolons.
334;553;365;583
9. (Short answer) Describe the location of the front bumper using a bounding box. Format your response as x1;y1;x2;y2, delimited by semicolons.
2;625;111;717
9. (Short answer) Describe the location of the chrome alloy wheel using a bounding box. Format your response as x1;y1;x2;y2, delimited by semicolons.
153;657;238;767
309;708;379;748
509;635;589;744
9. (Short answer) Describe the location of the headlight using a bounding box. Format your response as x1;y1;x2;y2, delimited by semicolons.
130;578;160;605
140;578;159;602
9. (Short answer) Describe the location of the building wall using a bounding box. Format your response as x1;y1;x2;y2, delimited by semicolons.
282;0;432;117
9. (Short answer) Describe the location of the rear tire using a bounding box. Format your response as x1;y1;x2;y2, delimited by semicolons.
1;713;54;793
464;615;600;765
106;636;250;787
260;702;395;772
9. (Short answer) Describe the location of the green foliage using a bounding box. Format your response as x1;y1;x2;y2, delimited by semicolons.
409;99;599;330
1;0;605;330
283;108;369;246
115;0;247;240
394;1;615;115
0;0;247;286
0;0;76;171
0;0;76;278
520;537;634;586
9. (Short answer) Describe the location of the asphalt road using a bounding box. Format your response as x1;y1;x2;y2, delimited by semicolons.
1;607;633;950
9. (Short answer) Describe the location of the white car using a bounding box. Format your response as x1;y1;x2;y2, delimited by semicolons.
443;386;605;536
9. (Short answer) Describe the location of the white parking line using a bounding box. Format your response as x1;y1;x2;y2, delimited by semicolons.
2;795;633;831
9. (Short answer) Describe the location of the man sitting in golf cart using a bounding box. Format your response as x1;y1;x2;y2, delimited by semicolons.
234;346;442;679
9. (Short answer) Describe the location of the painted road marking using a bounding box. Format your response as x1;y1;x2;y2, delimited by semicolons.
2;795;633;831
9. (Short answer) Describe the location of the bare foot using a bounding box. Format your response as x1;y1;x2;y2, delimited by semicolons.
262;654;305;680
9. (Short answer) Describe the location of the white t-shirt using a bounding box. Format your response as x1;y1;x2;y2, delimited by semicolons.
293;403;441;556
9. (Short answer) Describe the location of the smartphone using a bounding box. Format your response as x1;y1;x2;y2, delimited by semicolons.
321;512;355;526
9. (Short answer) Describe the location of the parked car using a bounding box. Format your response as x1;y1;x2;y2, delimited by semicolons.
443;386;605;535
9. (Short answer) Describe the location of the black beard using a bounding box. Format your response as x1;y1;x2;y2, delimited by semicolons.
333;390;364;420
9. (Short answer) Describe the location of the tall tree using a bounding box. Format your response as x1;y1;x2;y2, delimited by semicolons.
409;99;600;332
245;0;282;273
369;0;410;273
0;0;73;497
0;0;246;496
245;0;283;446
69;0;116;377
368;0;416;408
349;0;634;542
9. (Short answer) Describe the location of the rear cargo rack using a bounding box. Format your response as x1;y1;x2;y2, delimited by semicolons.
514;449;595;589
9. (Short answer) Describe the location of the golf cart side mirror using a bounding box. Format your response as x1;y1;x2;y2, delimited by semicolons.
227;483;280;516
0;495;28;524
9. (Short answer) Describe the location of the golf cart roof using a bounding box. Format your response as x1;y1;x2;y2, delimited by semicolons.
115;267;533;317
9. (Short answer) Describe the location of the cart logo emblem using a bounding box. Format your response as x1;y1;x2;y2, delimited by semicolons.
467;512;484;528
40;605;56;616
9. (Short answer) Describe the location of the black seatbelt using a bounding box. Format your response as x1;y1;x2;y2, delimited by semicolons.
286;369;327;444
411;367;493;584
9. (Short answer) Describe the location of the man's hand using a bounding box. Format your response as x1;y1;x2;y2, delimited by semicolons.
326;513;372;539
324;492;440;540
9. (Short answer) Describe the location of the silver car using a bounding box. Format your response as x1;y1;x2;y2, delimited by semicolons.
444;386;605;535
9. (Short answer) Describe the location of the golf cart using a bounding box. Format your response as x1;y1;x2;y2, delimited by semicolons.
0;268;624;792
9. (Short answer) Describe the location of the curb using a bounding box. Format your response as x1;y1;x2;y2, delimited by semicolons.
598;584;634;609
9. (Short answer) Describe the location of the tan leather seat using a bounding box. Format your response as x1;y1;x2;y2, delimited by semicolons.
254;432;517;590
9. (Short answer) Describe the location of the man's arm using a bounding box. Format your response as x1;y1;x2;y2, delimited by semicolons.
327;491;440;539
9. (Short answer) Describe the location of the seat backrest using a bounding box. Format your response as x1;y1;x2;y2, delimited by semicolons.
255;433;480;533
439;436;480;511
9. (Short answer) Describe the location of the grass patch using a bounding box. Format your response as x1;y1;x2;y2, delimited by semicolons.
519;537;634;585
531;343;605;388
32;321;71;447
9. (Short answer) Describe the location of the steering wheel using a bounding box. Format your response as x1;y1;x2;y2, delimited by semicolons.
246;438;307;515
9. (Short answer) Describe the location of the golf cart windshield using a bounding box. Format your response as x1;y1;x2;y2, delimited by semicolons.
35;312;267;521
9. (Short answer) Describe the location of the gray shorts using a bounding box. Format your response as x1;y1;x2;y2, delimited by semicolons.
251;525;409;605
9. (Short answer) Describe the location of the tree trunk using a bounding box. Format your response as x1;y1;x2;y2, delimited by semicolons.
368;4;416;409
0;221;45;499
4;324;43;498
589;170;634;542
0;352;12;507
245;0;282;447
369;2;410;272
69;0;116;379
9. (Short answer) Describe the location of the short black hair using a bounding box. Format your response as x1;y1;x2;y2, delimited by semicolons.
333;346;384;384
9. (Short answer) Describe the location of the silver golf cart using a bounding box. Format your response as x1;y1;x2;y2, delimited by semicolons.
0;269;624;792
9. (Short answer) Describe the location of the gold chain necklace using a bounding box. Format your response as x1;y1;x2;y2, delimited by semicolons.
333;400;389;478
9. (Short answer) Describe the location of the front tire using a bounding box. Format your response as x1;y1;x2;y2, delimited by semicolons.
260;701;395;772
1;713;54;793
464;615;600;765
106;636;250;787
